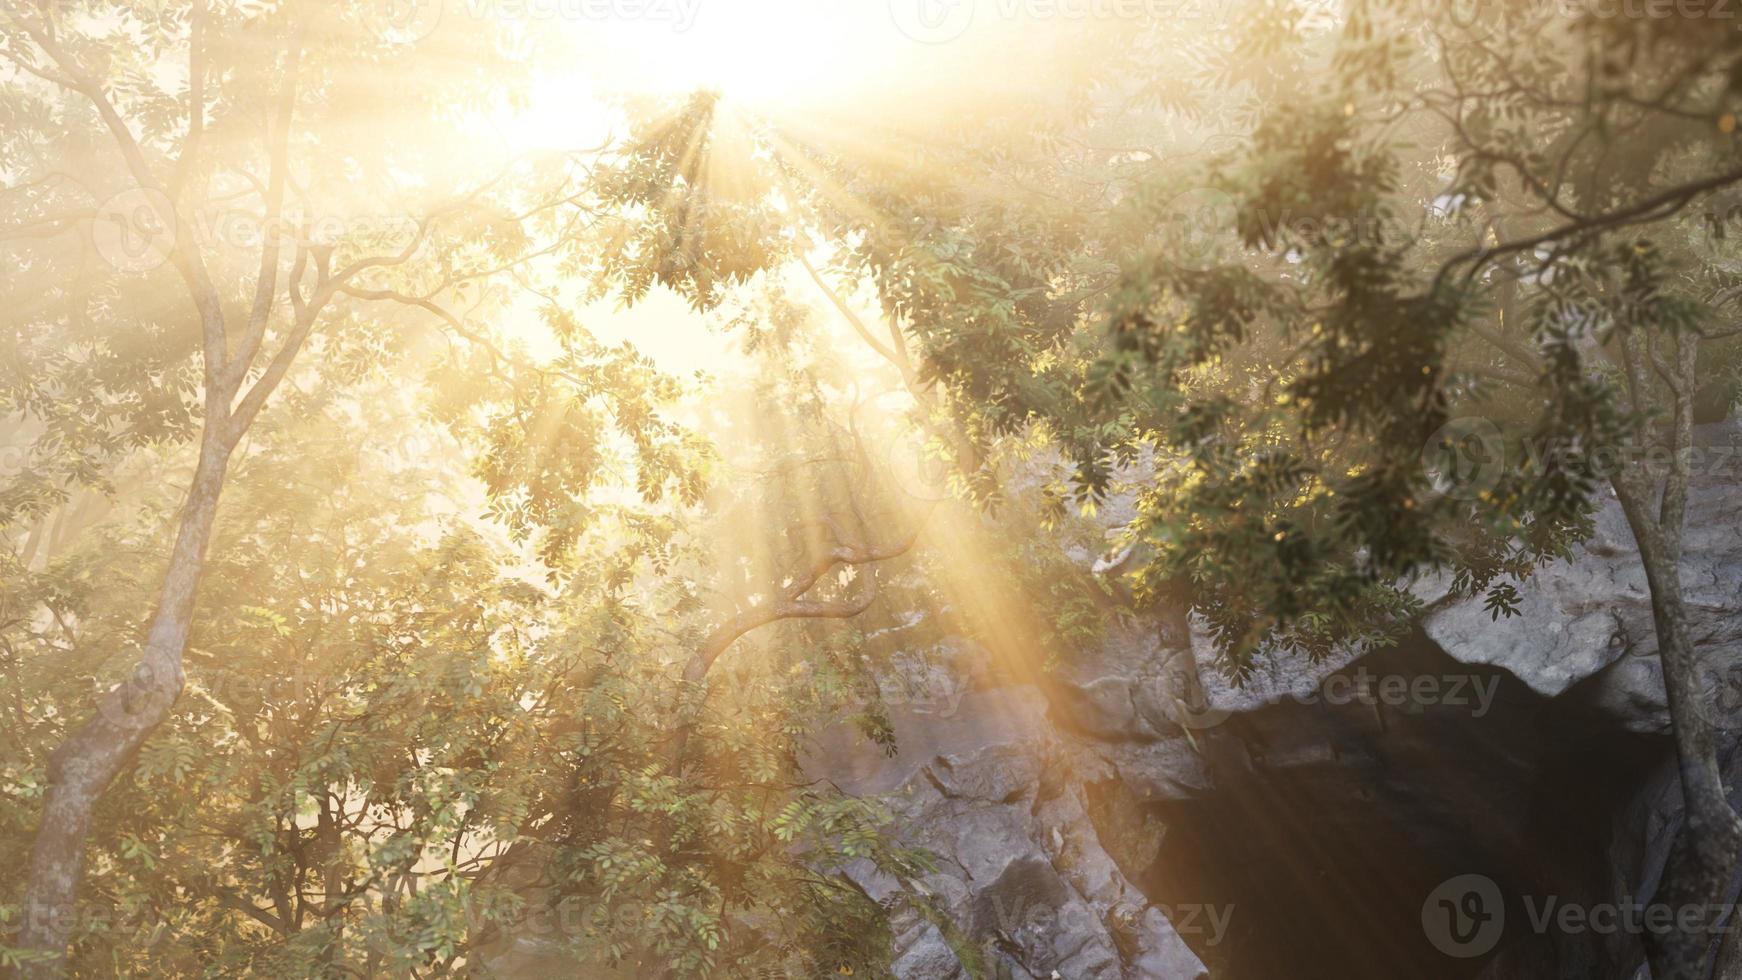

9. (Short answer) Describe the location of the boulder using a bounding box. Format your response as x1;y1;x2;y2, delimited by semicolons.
807;682;1207;979
1421;420;1742;733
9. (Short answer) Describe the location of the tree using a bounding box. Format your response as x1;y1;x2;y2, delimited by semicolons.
18;1;1741;974
612;5;1742;976
1092;7;1742;976
0;2;696;971
1;359;932;975
1;9;951;974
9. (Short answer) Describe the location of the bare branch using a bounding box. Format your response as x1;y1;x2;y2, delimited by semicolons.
796;248;904;368
1434;166;1742;294
18;14;232;394
169;0;206;199
691;509;931;681
219;26;304;396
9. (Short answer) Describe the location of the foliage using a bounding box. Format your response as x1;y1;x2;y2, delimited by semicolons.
10;1;1742;976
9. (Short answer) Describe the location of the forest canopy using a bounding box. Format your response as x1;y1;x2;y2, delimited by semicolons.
3;1;1742;978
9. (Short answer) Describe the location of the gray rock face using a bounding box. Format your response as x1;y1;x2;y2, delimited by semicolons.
1188;624;1367;719
1420;420;1742;733
1049;618;1196;742
808;682;1207;980
803;424;1742;978
1078;738;1211;804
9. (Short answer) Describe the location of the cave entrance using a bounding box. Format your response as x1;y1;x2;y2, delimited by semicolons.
1134;635;1666;979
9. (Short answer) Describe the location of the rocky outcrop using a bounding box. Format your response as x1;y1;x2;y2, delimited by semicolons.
808;421;1742;979
808;680;1207;979
1419;419;1742;733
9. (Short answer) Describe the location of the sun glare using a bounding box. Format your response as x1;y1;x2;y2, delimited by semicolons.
555;0;922;109
477;2;972;379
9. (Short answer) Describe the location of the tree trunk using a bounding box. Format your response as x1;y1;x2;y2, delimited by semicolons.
1711;914;1742;979
1617;487;1742;980
15;434;232;978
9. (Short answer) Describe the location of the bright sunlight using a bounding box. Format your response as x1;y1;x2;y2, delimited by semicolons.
5;3;1742;979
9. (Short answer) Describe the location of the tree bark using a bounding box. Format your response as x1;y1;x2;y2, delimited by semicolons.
1616;483;1742;980
15;433;232;977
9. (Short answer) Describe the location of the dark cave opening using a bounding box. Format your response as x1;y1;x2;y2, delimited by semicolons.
1135;635;1669;980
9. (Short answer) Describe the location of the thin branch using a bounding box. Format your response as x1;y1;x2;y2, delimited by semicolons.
1433;166;1742;293
796;248;903;368
691;509;931;680
19;15;232;394
169;0;205;199
220;25;304;396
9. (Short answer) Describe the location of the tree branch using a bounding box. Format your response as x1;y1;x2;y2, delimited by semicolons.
219;26;304;396
19;15;232;395
1433;165;1742;294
